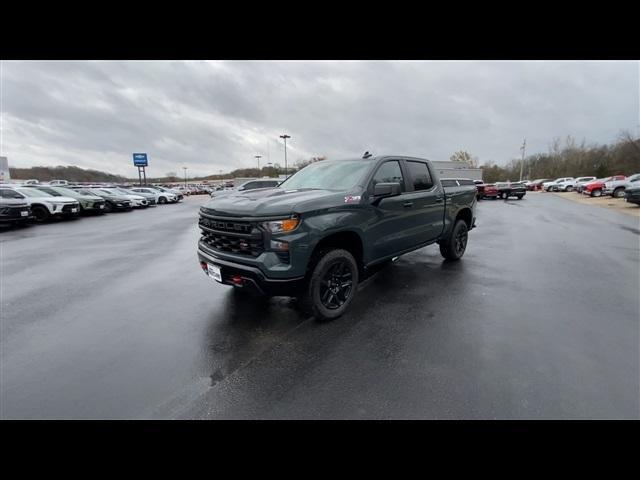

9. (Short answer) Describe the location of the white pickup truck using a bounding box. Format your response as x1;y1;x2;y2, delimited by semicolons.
545;177;574;192
603;175;628;198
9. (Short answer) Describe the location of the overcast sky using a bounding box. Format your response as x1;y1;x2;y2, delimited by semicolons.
1;60;638;178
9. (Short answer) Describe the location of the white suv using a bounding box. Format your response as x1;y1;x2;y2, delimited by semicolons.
544;177;574;191
574;176;596;193
1;186;80;222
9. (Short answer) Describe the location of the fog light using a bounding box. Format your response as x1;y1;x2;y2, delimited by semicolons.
270;240;289;251
200;261;208;274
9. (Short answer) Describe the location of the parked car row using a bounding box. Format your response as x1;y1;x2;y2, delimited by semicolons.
210;178;282;198
174;185;213;195
0;183;185;228
542;174;640;198
578;174;640;206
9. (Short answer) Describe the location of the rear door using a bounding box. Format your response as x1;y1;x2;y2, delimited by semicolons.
401;160;445;244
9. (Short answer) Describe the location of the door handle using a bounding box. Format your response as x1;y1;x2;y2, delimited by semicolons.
435;197;444;203
403;201;413;208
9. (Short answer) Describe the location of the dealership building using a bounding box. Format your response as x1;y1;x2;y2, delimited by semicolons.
430;160;483;181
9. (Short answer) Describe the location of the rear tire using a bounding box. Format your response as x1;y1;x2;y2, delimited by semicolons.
516;195;524;200
613;188;625;198
439;219;469;261
300;249;359;322
566;186;573;192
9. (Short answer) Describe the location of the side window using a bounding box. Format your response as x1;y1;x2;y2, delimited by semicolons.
1;189;24;199
406;161;434;191
371;161;405;192
458;179;475;186
242;182;257;190
440;179;458;187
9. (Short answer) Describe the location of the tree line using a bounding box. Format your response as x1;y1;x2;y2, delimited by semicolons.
10;132;639;185
475;132;640;183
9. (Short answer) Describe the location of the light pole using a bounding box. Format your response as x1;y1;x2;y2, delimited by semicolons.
519;138;526;181
182;166;188;188
255;155;262;172
280;134;290;178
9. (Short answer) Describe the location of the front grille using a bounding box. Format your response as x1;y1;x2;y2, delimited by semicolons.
61;204;78;213
93;201;105;208
199;216;264;257
1;206;29;217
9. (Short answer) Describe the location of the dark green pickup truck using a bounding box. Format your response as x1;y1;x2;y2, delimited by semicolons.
197;155;477;321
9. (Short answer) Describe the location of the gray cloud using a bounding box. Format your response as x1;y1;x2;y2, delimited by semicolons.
2;60;638;177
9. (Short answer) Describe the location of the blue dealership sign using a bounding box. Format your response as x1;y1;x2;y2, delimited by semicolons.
133;153;148;166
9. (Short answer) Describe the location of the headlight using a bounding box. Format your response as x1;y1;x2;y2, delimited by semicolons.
262;217;300;234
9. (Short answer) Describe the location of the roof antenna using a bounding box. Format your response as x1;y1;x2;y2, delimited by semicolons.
362;151;372;159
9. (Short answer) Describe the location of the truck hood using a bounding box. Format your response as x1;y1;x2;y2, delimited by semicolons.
29;196;78;203
0;199;29;207
201;187;354;217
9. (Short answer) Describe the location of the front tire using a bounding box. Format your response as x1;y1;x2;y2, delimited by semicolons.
301;249;359;322
613;188;625;198
158;196;167;204
440;220;469;261
32;205;50;222
592;189;602;197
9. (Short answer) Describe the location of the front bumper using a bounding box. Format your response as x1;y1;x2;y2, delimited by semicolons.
0;207;32;223
624;191;640;204
197;246;305;296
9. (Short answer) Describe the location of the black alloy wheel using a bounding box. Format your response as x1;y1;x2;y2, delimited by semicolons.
453;224;468;257
32;206;50;222
319;260;354;310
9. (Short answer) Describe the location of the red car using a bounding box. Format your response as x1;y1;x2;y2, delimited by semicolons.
482;183;499;199
582;178;609;197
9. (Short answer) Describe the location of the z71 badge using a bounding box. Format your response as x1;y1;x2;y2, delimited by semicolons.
344;195;361;203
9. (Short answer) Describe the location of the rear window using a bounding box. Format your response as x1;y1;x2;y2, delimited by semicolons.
440;179;458;187
457;179;475;186
406;161;433;191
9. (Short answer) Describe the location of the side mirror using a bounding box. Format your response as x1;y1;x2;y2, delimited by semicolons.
371;182;401;205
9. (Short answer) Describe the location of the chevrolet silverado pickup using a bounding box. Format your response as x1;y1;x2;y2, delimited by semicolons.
494;182;526;199
197;155;477;321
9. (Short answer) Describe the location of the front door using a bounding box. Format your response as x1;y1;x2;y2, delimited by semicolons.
366;160;418;260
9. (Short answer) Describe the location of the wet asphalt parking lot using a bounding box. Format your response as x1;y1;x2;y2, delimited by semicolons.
1;193;638;419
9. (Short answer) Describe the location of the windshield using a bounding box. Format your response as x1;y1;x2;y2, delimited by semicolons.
278;160;371;191
17;188;53;198
52;187;85;197
79;188;101;195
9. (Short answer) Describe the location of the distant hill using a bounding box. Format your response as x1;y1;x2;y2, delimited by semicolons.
9;165;129;183
8;164;292;184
